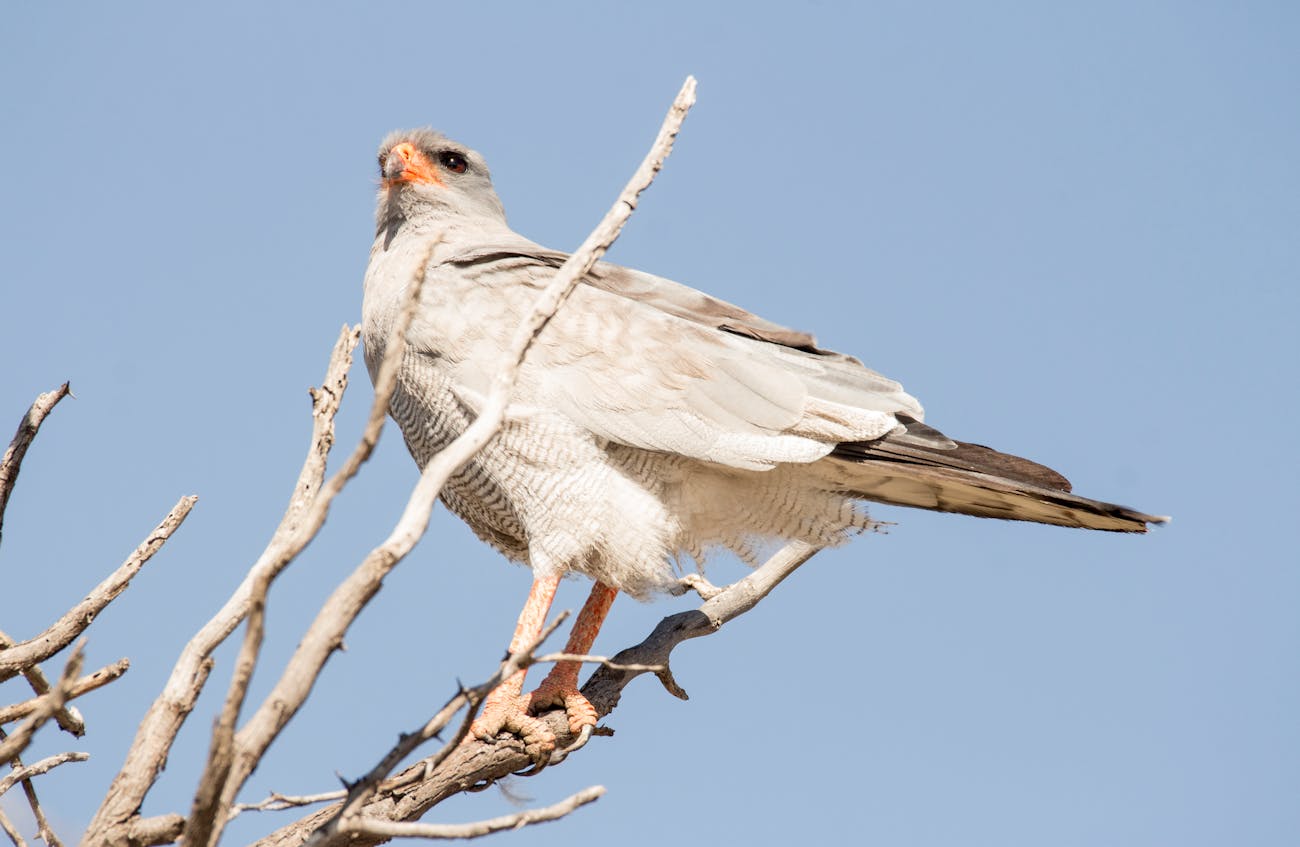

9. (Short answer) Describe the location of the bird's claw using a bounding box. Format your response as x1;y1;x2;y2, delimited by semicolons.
470;694;555;764
527;679;599;736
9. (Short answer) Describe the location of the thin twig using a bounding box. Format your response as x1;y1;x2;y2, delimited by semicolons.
0;806;25;847
0;629;84;739
0;383;71;548
338;785;605;840
531;653;665;673
585;540;819;708
183;570;271;847
19;770;61;847
231;789;348;819
0;498;196;682
0;752;89;799
0;658;129;727
0;646;83;763
84;328;358;842
91;240;437;843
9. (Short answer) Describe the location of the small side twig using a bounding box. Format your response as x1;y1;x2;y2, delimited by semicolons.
0;382;71;548
337;785;605;840
0;628;85;738
85;327;358;843
231;789;348;819
0;497;196;682
584;540;819;711
531;653;665;673
0;658;130;727
183;570;271;847
0;751;89;800
0;645;84;763
0;806;25;847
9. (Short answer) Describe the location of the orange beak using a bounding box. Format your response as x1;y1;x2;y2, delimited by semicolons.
382;142;443;186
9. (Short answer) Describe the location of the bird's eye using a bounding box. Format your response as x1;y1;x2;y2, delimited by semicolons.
439;151;469;174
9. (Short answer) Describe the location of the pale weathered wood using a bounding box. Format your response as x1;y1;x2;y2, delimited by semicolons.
0;498;195;682
0;382;71;548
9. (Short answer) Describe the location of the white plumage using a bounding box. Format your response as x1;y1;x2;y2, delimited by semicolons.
362;129;1164;603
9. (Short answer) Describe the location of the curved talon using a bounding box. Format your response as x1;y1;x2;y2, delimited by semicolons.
549;724;594;765
470;694;556;764
527;682;599;736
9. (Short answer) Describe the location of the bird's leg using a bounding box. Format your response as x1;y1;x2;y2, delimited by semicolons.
527;581;618;734
471;573;562;760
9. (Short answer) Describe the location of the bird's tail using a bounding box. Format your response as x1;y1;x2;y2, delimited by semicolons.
830;416;1168;533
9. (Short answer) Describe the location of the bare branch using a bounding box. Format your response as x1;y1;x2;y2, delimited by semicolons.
0;646;83;763
0;629;85;739
118;815;186;847
84;328;359;840
338;785;605;840
19;781;59;847
16;756;63;847
531;653;665;673
299;614;569;847
255;540;818;847
0;498;196;682
0;807;24;847
183;570;270;847
584;540;819;710
231;789;347;819
0;382;71;548
91;243;448;843
0;752;89;800
0;658;129;727
0;742;65;847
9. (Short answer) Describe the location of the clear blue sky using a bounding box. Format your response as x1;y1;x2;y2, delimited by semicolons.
2;3;1297;845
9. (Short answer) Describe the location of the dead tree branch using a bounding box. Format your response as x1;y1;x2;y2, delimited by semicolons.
298;615;570;847
0;806;23;847
0;751;89;800
248;540;817;847
0;646;83;763
0;383;71;549
338;785;605;840
0;628;85;739
0;658;129;727
83;328;359;842
0;498;195;682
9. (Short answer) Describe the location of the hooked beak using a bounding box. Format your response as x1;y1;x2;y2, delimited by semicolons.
382;142;442;187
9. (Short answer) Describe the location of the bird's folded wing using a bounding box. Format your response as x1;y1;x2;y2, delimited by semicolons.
440;245;923;471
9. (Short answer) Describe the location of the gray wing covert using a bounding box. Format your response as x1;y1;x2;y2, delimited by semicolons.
438;244;924;471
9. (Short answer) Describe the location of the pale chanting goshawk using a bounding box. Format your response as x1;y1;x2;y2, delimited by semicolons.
362;129;1167;759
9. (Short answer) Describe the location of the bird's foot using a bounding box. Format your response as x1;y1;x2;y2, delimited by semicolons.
470;693;555;764
527;677;599;736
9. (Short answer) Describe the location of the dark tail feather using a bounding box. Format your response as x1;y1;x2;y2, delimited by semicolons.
833;416;1168;533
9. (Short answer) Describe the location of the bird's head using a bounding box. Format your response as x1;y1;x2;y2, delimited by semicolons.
375;128;506;231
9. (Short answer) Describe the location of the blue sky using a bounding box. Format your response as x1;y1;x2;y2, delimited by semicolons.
2;2;1297;845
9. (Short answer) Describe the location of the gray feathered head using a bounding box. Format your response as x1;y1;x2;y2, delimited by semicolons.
375;128;506;228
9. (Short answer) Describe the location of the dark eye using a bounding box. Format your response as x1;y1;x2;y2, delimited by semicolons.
439;151;468;174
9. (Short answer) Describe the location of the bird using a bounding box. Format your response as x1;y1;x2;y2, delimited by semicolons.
361;128;1167;760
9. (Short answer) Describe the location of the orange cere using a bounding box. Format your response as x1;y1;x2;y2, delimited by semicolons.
386;141;443;186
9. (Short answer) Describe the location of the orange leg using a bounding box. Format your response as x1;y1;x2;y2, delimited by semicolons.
528;581;618;734
471;573;561;758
